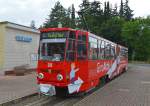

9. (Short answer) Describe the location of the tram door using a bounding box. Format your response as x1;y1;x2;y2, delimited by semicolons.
76;31;88;82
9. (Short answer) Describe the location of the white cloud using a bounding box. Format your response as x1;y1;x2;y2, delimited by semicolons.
0;0;150;28
0;0;52;27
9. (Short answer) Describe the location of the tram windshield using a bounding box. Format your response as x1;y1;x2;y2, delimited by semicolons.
39;31;67;61
40;42;65;61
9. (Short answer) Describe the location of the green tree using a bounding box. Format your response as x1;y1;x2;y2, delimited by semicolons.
71;4;75;21
119;0;124;18
112;4;119;17
122;19;150;61
100;17;125;44
104;1;111;21
43;1;69;28
65;4;76;28
71;4;76;28
78;0;104;33
106;1;111;19
124;0;133;21
81;0;90;10
78;0;91;30
66;7;71;27
89;1;103;33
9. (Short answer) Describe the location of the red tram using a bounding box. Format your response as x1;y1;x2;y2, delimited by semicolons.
37;27;128;96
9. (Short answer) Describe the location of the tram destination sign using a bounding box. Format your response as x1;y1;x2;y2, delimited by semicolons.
41;32;67;39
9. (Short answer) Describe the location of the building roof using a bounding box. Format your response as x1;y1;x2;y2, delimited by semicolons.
0;21;40;34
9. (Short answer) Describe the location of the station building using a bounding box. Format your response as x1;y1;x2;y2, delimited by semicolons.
0;21;40;75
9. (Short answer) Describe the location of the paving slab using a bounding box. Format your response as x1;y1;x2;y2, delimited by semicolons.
0;72;38;105
74;64;150;106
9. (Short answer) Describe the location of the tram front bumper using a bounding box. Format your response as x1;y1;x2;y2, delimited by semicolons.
39;84;56;96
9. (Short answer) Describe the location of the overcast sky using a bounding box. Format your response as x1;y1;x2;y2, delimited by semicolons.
0;0;150;28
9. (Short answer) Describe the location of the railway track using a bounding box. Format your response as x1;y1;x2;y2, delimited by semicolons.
9;95;63;106
9;94;84;106
8;85;102;106
1;71;127;106
7;72;122;106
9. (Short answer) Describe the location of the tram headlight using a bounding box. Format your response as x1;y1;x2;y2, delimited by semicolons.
57;74;63;81
38;73;44;79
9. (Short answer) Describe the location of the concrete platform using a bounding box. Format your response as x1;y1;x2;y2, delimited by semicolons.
0;72;38;105
75;64;150;106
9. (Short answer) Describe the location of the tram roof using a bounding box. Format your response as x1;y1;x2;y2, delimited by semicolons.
40;27;89;33
40;27;75;32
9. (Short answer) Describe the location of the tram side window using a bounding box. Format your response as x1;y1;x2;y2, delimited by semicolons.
104;43;111;59
67;40;76;61
67;31;76;61
69;31;76;39
41;43;47;56
78;33;86;42
120;48;128;58
77;41;87;60
98;40;102;59
110;45;115;59
125;50;128;58
120;48;124;57
89;37;98;60
77;33;87;60
101;41;105;59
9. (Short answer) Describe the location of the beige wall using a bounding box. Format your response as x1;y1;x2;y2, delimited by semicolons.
0;24;5;72
3;27;40;71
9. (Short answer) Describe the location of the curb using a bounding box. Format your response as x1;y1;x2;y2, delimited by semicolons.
0;92;38;106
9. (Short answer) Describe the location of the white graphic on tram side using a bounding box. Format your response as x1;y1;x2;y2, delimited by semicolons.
68;63;83;94
68;77;83;94
107;56;120;78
